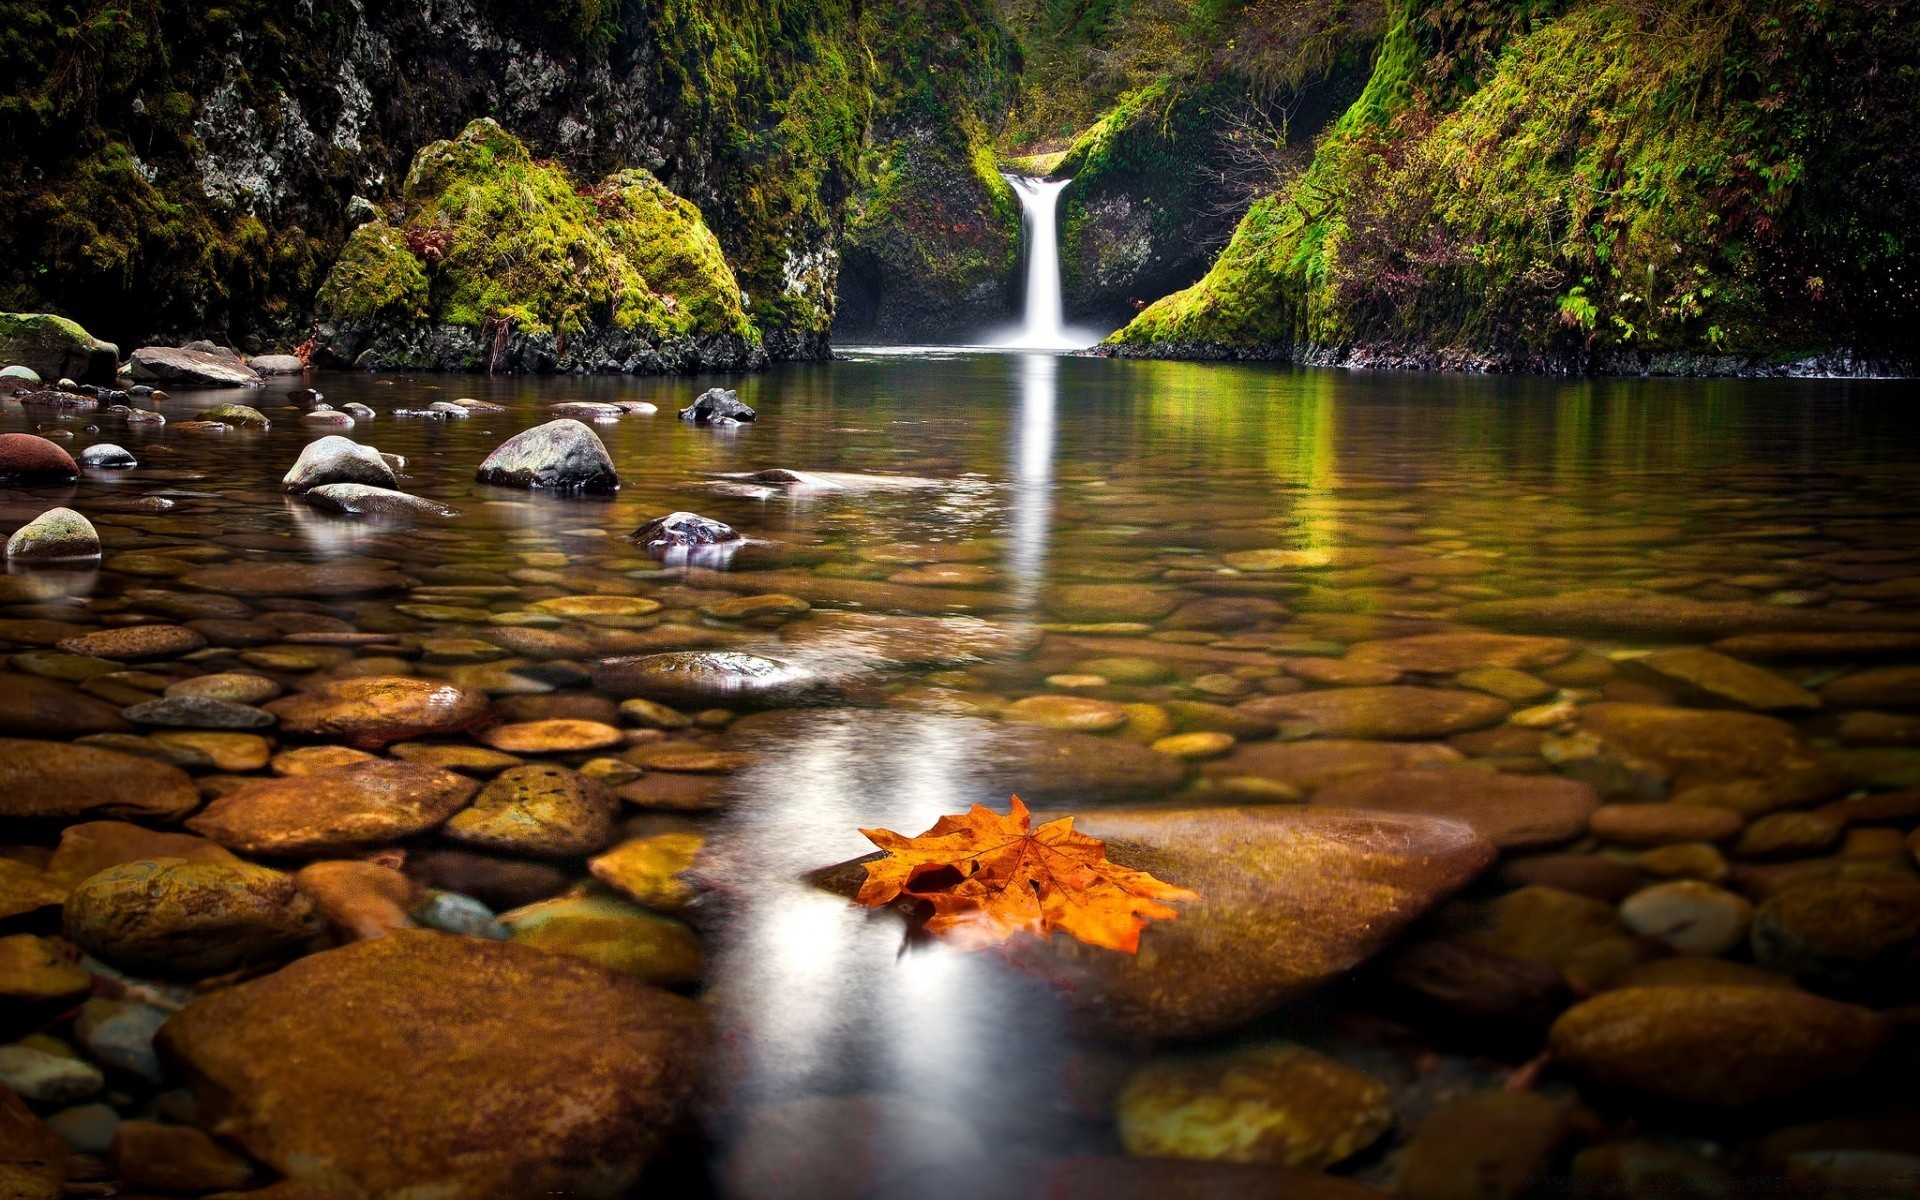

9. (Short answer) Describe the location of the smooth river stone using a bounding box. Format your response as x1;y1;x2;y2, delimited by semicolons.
0;1085;70;1198
302;484;462;519
473;418;619;492
179;560;411;597
1200;739;1465;792
1547;986;1886;1107
1046;584;1184;623
1710;632;1920;662
1632;647;1822;711
46;821;237;887
62;858;319;978
1579;702;1842;809
1001;695;1130;733
592;652;817;708
264;676;490;747
187;760;480;856
1310;768;1599;849
733;709;1188;805
527;595;663;621
123;696;276;729
444;764;617;857
1821;665;1920;709
56;625;206;660
1459;588;1920;637
0;859;67;920
1345;633;1577;674
0;738;199;821
0;674;131;735
994;806;1496;1039
155;931;705;1200
479;719;624;753
778;610;1042;667
1239;686;1510;740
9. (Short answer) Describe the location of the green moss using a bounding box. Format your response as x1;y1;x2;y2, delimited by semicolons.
318;119;752;343
315;224;430;324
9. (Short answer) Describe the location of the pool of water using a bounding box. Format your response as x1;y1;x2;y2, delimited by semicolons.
4;351;1920;1198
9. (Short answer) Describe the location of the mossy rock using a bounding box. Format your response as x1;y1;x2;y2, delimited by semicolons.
0;313;118;383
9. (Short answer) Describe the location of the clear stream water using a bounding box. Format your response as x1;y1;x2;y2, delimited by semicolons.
5;352;1920;1196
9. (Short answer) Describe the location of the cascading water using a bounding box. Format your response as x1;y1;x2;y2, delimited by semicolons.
997;174;1091;350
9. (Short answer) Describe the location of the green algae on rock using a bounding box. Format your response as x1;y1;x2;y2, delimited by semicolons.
317;119;760;373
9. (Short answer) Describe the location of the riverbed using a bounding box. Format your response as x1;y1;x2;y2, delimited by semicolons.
4;350;1920;1198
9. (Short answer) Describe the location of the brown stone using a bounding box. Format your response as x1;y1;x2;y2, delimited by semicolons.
1497;853;1644;903
112;1120;257;1192
1632;648;1822;712
180;560;411;597
1239;687;1510;740
479;718;624;754
295;859;420;940
1443;886;1643;991
1711;632;1920;662
46;820;237;886
1461;588;1920;638
403;849;569;911
0;933;91;1004
1580;702;1842;811
1047;584;1183;623
990;806;1495;1038
445;764;617;857
62;858;319;978
1202;739;1464;792
1589;803;1745;846
1001;694;1130;733
265;676;490;747
0;674;131;736
187;760;479;856
1346;633;1576;674
1823;665;1920;709
1548;986;1887;1106
154;931;707;1200
55;624;207;660
616;772;729;812
1395;1092;1569;1200
0;1084;68;1200
0;738;199;820
1311;769;1599;849
270;744;380;775
0;858;66;919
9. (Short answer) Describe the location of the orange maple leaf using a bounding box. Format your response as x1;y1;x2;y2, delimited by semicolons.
856;796;1199;953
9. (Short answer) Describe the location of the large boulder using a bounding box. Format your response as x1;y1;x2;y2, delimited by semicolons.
0;433;78;483
474;419;618;492
127;345;263;387
282;435;397;492
155;931;707;1200
0;312;118;382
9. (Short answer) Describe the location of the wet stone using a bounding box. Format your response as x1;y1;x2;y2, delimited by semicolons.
123;695;275;728
1618;880;1754;956
502;895;703;986
1632;647;1822;711
264;675;490;747
1002;694;1131;733
1240;686;1510;740
389;742;523;774
593;651;816;708
1750;879;1920;997
0;676;132;736
1311;768;1600;849
1047;584;1183;623
280;435;395;492
5;507;99;562
181;560;412;597
0;1044;101;1104
270;744;378;775
589;832;705;913
72;998;168;1082
0;738;198;820
1346;633;1577;673
0;934;92;1005
479;718;624;753
445;764;618;857
303;483;461;519
474;418;619;492
112;1120;257;1192
0;432;78;481
1395;1092;1569;1200
1589;803;1745;846
1548;986;1886;1107
1117;1043;1392;1169
780;610;1041;667
62;858;320;978
165;671;280;704
187;760;480;856
1822;665;1920;709
295;859;418;940
155;931;706;1199
46;820;237;887
55;624;205;660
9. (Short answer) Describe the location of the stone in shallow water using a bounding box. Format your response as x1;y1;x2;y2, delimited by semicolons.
47;820;237;887
1383;1092;1571;1200
501;895;702;986
55;624;205;660
0;675;130;736
5;507;99;562
779;610;1040;668
165;671;280;704
1311;768;1599;849
122;695;275;729
303;483;461;519
0;1084;69;1198
1461;588;1920;637
479;718;624;753
155;930;706;1200
0;431;77;481
1822;665;1920;709
0;859;67;920
281;434;396;492
1117;1042;1392;1169
593;651;816;708
0;1044;101;1104
72;998;168;1082
404;849;570;911
630;510;739;551
1046;583;1183;623
1632;647;1822;711
1579;702;1841;811
187;760;480;856
1618;880;1753;956
527;594;662;622
0;934;91;1005
474;418;619;492
987;806;1494;1039
589;833;704;913
1239;686;1510;740
295;860;418;941
1001;694;1130;733
1711;632;1920;662
63;858;320;978
129;345;260;386
264;675;489;747
1750;879;1920;997
111;1119;257;1192
0;738;197;820
1345;633;1576;673
445;764;617;857
1589;803;1744;846
1547;985;1886;1107
1439;885;1642;992
679;386;755;423
181;560;411;597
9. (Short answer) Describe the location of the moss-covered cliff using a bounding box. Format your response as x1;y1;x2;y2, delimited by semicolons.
315;119;758;371
1110;0;1920;370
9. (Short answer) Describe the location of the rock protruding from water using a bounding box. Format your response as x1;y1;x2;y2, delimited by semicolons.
303;484;461;519
5;508;100;562
630;511;740;552
248;354;306;375
474;419;618;492
679;387;755;424
593;651;815;708
997;806;1496;1038
76;443;135;469
282;435;397;493
0;311;119;382
127;346;262;387
0;433;78;482
154;931;707;1200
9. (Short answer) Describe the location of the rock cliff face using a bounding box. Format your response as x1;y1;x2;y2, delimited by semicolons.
0;0;864;362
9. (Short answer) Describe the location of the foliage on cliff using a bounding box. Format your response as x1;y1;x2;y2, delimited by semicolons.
318;120;752;344
835;0;1022;340
1113;0;1920;362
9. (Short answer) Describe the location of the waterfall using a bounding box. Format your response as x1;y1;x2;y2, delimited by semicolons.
998;174;1089;350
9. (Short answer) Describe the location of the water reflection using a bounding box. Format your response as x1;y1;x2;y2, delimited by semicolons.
1006;352;1056;606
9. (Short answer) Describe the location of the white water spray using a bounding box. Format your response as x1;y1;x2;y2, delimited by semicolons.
997;175;1093;350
